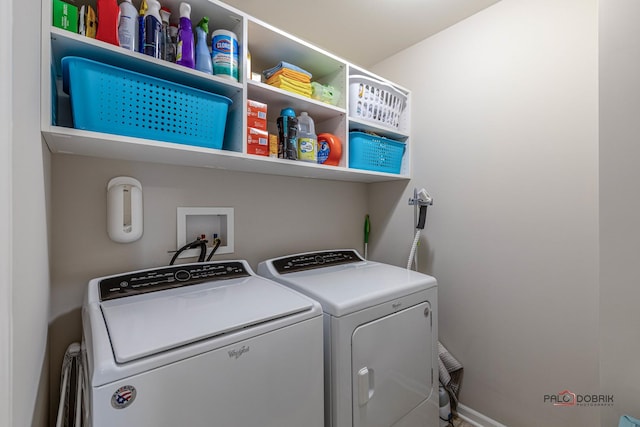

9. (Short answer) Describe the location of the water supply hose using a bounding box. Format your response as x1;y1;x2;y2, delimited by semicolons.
205;238;222;262
364;214;370;259
407;203;428;270
406;228;421;270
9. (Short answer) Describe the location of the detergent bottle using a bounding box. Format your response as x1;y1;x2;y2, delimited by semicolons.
297;112;317;163
277;108;298;160
195;17;213;74
117;0;138;51
176;2;195;68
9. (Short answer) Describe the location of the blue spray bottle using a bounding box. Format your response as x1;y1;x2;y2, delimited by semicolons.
195;17;213;74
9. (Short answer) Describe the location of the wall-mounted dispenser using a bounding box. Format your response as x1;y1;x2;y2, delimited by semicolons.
107;177;143;243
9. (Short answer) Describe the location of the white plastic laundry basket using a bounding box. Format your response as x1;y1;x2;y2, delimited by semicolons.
349;75;407;130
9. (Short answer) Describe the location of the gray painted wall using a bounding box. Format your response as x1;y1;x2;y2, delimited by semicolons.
599;1;640;425
11;0;51;425
370;0;600;425
1;0;13;424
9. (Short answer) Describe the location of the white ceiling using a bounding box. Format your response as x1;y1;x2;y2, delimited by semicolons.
224;0;501;67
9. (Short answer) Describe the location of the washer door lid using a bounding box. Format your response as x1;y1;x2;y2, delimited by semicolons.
101;277;314;363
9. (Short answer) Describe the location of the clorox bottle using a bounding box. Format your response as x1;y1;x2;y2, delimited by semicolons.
211;29;239;81
297;112;317;163
439;385;452;426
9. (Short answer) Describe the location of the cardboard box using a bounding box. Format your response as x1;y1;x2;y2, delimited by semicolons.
269;134;278;158
52;0;78;33
247;127;269;156
247;100;267;131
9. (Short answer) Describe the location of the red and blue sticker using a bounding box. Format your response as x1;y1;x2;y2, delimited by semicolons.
111;385;137;409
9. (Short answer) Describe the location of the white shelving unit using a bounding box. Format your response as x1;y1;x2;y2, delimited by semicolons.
41;0;412;183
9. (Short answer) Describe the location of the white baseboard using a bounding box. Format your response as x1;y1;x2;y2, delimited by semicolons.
457;403;507;427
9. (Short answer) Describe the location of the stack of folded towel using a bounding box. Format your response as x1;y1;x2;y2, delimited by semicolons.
263;61;313;98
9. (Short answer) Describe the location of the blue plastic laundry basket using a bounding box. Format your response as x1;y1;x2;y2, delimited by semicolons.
62;56;232;149
349;131;406;174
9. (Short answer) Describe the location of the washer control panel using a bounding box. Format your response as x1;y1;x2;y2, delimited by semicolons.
99;262;249;301
272;250;364;274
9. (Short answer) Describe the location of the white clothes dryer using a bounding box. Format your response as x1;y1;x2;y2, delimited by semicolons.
258;250;439;427
82;260;324;427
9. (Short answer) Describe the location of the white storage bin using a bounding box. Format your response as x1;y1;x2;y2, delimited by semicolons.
349;75;407;130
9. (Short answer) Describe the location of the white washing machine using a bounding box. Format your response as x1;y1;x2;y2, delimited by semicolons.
82;260;324;427
258;249;439;427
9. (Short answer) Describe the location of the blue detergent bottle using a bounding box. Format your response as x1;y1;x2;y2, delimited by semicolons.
195;17;213;74
277;108;298;160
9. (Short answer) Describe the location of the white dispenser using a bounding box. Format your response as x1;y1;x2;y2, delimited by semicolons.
107;177;143;243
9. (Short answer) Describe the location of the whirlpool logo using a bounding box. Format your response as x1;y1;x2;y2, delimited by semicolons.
228;345;250;359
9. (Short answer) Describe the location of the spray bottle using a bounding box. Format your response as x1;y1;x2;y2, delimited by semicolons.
167;25;178;63
159;7;172;61
143;0;162;58
176;2;195;68
195;17;213;74
137;0;147;53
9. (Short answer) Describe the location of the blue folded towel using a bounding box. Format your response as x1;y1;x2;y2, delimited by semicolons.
262;61;312;80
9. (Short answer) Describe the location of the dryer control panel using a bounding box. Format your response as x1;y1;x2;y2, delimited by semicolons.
272;250;364;274
99;262;250;301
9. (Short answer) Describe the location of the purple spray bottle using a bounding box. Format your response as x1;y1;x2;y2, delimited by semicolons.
176;2;195;68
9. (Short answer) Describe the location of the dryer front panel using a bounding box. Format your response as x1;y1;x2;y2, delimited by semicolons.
351;302;433;427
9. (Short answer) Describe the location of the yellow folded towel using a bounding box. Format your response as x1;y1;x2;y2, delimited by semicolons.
270;79;313;98
266;68;312;84
267;75;312;93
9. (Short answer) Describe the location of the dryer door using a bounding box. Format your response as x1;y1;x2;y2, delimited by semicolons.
351;302;433;427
